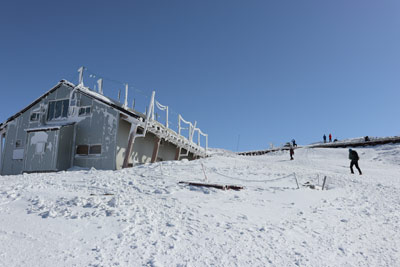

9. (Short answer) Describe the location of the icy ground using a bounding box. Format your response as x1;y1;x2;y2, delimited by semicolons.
1;145;400;266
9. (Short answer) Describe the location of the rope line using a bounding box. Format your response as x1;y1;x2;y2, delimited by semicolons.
212;170;295;183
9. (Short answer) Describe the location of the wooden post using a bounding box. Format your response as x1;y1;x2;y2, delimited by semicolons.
175;147;181;160
201;163;208;182
151;137;161;163
322;176;327;190
293;173;299;189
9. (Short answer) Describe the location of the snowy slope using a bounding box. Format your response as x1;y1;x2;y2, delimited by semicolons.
0;145;399;266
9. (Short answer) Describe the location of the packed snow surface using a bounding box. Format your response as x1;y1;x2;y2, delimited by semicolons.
1;145;400;266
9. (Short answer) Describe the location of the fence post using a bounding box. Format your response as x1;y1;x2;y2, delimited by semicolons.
201;163;208;182
322;176;327;190
293;173;299;189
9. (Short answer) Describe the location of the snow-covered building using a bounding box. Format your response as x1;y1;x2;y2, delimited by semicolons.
0;76;208;175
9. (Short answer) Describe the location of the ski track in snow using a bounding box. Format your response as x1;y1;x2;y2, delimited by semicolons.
0;144;400;266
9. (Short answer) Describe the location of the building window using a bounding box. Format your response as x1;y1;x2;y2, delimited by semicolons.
47;99;69;121
76;145;89;155
76;144;101;156
89;145;101;155
30;112;40;121
78;106;91;116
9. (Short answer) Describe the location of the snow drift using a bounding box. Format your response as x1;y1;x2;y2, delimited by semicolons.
0;145;399;266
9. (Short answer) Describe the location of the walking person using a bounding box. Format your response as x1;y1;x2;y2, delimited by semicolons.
329;133;332;142
349;148;362;175
323;134;327;143
291;139;297;147
290;146;294;160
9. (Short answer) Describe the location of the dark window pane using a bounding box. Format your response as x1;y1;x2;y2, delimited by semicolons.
76;145;89;155
62;100;69;118
85;107;91;115
136;127;144;135
47;102;55;120
79;107;85;116
30;113;39;121
55;101;62;118
89;145;101;155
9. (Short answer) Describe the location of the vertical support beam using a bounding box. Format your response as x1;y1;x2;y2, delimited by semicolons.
124;83;128;108
197;129;200;146
0;133;4;173
178;115;181;135
78;66;84;85
189;121;197;143
175;147;181;160
97;78;103;95
151;137;161;163
122;124;136;168
151;97;155;120
166;106;169;128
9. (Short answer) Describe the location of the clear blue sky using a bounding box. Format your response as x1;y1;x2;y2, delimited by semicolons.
1;0;399;151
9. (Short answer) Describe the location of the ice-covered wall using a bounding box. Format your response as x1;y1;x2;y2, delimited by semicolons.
0;82;120;175
72;93;118;170
57;125;74;170
131;132;158;164
24;130;59;172
1;84;72;175
157;140;177;162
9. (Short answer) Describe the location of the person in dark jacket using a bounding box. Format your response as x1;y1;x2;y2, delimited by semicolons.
349;148;362;175
323;134;327;143
291;139;297;147
290;146;294;160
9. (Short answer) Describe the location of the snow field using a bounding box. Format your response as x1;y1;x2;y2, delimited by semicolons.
0;144;399;266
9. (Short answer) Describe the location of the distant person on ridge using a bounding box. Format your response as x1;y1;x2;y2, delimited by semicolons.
292;139;297;147
329;133;332;142
323;134;327;143
349;148;362;175
290;145;294;160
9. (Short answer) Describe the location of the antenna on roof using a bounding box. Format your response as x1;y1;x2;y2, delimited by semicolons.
97;78;103;95
78;66;84;85
124;83;128;108
118;89;121;101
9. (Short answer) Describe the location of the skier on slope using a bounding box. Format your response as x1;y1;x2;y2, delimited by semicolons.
329;133;332;142
323;134;327;143
349;148;362;175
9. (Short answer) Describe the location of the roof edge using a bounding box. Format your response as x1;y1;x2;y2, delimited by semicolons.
0;80;73;130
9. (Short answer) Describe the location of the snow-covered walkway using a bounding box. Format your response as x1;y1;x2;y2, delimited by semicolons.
0;145;399;266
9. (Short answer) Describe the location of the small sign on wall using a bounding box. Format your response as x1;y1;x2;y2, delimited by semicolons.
13;149;24;160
